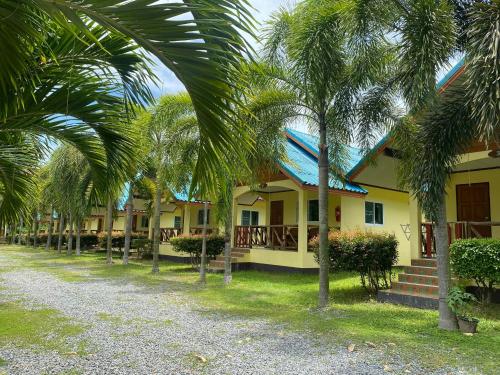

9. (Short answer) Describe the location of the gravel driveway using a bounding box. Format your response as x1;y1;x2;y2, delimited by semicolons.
0;253;465;375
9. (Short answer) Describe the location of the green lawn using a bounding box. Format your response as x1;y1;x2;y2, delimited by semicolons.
1;245;499;373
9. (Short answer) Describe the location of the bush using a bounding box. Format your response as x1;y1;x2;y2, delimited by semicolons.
310;230;398;293
450;239;500;303
170;235;224;269
97;232;148;250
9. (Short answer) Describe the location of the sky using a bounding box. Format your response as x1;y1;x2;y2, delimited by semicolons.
149;0;284;98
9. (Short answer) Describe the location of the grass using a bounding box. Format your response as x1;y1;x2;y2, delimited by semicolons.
1;245;499;373
0;301;84;354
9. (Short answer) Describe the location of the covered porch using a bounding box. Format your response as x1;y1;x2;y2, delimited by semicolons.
416;148;500;258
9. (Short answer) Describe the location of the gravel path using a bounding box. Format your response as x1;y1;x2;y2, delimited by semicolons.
0;253;465;375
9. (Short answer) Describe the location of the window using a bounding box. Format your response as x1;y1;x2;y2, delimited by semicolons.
198;209;210;225
141;216;149;228
174;216;182;229
365;202;383;225
241;210;259;226
308;200;319;222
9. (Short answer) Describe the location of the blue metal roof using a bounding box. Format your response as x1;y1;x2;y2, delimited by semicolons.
283;129;367;194
436;58;465;90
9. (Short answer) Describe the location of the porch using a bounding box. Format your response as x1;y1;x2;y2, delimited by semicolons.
233;224;319;251
420;221;500;258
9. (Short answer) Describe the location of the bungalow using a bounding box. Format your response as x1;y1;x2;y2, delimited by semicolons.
206;127;412;273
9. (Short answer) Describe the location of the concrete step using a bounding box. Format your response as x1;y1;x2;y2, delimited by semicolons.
209;260;225;268
378;289;438;309
398;273;439;286
411;258;437;268
404;265;438;277
392;281;438;296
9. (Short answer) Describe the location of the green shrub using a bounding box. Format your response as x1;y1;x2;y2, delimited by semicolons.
450;238;500;303
170;235;224;269
310;230;398;293
97;232;147;250
131;238;153;259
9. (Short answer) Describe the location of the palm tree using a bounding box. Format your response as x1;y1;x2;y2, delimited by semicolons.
123;183;134;265
262;1;396;308
386;0;499;330
136;94;197;273
0;1;255;222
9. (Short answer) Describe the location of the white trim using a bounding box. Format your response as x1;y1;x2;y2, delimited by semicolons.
364;201;384;226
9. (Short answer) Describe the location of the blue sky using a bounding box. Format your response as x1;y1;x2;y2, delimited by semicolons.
149;0;284;98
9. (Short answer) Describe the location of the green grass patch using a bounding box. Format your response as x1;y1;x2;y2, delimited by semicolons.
2;245;499;373
0;301;84;353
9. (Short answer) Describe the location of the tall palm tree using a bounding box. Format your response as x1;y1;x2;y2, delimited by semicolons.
136;94;197;273
262;1;397;308
386;0;499;330
0;1;255;222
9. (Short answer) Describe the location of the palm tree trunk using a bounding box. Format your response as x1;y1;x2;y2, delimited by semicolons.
152;181;161;273
46;206;53;251
199;201;209;284
434;198;458;330
224;199;233;285
318;117;330;308
33;214;39;247
11;223;17;244
106;199;113;264
123;183;134;265
26;218;31;246
76;218;81;255
18;218;23;245
67;212;73;256
57;214;65;253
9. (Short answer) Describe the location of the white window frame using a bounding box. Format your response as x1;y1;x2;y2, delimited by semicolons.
365;201;384;226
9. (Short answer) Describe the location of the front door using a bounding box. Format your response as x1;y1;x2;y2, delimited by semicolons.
456;182;491;238
270;200;284;247
97;218;103;232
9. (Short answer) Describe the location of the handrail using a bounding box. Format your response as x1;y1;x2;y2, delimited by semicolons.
160;227;182;243
421;221;500;258
234;224;321;251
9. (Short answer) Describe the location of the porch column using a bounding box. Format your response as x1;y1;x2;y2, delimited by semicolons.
297;189;308;263
409;195;422;261
231;195;238;247
182;205;191;236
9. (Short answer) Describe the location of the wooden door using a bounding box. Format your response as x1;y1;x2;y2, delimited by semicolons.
97;218;103;232
456;183;491;238
270;200;284;247
132;215;137;232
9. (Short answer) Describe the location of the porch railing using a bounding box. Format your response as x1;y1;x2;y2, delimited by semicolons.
234;225;320;251
160;227;182;243
421;221;500;258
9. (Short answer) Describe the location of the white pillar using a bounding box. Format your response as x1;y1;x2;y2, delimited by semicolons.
409;195;422;261
182;205;191;236
297;189;308;265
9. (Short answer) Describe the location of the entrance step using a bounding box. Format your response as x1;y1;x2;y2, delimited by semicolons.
404;265;437;277
378;258;439;309
411;258;437;267
209;248;250;273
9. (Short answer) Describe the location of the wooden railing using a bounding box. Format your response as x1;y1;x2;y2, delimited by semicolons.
234;225;320;251
421;221;500;258
160;227;182;243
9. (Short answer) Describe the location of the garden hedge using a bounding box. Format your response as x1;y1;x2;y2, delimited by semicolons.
170;235;224;269
450;238;500;303
97;232;148;250
310;230;398;293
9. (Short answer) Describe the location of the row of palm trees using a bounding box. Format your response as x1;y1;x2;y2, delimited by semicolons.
1;0;498;331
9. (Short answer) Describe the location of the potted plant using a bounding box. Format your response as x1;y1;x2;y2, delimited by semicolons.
446;287;480;333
